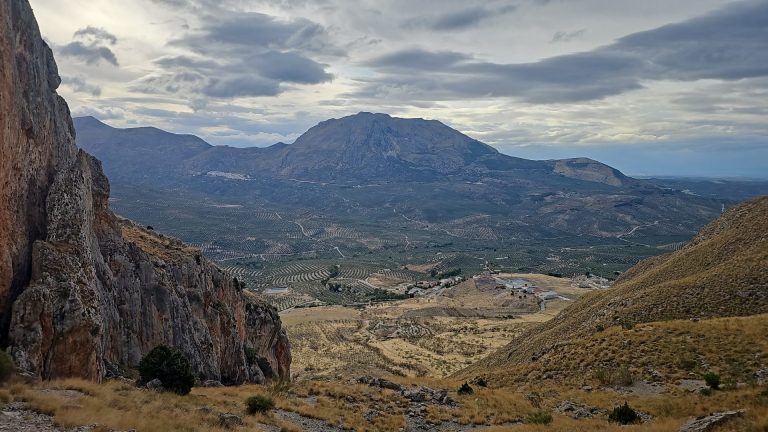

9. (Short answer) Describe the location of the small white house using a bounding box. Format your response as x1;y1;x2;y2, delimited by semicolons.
537;291;559;300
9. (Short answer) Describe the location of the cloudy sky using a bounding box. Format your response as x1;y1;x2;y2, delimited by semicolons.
30;0;768;177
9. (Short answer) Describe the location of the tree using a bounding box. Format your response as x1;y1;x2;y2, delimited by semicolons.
608;402;640;425
139;345;195;395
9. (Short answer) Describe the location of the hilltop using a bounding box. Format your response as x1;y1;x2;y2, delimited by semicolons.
459;196;768;384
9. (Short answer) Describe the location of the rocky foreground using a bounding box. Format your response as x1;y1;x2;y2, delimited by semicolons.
0;0;289;383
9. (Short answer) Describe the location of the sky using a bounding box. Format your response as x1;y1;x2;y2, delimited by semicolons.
29;0;768;178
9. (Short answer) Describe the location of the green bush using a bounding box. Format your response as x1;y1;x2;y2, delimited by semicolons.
138;345;195;395
608;402;641;425
245;394;275;414
525;410;553;425
700;387;713;396
244;347;258;366
704;372;721;390
0;350;14;383
457;382;474;395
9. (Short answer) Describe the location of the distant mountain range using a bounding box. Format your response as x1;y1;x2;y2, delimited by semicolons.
74;113;728;241
76;113;634;187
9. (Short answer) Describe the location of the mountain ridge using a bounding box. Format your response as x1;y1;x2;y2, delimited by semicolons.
74;113;630;187
73;113;727;243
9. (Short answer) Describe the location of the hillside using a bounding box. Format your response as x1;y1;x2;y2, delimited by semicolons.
0;0;289;383
460;196;768;383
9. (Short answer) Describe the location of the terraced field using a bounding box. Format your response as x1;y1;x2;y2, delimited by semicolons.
108;184;682;310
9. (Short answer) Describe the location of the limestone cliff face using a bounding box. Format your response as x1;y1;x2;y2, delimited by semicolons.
0;0;290;383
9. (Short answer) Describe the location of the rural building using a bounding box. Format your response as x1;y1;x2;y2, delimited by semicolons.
537;291;559;300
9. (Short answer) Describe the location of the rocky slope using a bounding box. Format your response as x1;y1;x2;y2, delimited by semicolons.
460;196;768;380
0;0;289;383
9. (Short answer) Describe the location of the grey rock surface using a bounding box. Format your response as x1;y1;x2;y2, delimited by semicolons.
679;410;745;432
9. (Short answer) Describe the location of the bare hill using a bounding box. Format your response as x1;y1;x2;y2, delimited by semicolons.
460;196;768;380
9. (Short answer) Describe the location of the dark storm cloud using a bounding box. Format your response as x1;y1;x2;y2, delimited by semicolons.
57;26;119;66
174;12;341;55
61;76;102;96
429;5;517;30
59;41;119;66
366;49;471;71
73;26;118;45
203;75;280;97
360;0;768;103
135;10;338;99
403;4;517;31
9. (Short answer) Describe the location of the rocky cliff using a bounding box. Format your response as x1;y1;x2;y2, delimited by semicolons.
0;0;289;383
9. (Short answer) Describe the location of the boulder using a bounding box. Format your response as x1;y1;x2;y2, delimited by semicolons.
679;410;745;432
146;379;164;392
218;413;243;429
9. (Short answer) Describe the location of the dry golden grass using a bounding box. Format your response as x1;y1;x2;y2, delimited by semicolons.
2;371;767;431
120;221;200;263
465;197;768;375
464;313;768;388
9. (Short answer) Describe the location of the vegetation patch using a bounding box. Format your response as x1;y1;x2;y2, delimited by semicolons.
138;345;195;395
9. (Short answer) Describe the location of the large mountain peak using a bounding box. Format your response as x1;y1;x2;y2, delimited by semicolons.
277;112;500;179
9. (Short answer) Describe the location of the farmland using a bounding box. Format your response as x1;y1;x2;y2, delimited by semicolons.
281;273;588;379
108;183;675;311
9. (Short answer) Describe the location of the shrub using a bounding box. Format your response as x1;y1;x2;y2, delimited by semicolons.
614;366;634;386
608;402;640;425
525;410;553;425
457;382;474;395
676;352;698;371
245;394;275;414
700;387;713;396
593;366;634;386
526;392;543;409
704;372;721;390
244;347;257;366
474;377;488;387
0;350;14;383
138;345;195;395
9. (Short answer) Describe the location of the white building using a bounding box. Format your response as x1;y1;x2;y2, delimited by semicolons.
537;291;559;300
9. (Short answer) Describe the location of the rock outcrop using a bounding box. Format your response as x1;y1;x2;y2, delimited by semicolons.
0;0;289;383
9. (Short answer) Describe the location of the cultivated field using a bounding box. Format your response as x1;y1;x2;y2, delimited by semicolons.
281;274;589;380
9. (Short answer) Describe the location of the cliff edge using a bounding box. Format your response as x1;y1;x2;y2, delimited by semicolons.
0;0;289;383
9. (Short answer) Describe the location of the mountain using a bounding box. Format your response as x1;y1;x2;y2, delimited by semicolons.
0;0;289;383
75;113;630;186
74;113;727;246
459;196;768;384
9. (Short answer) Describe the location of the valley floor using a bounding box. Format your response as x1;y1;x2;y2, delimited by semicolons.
3;276;766;431
281;273;579;378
